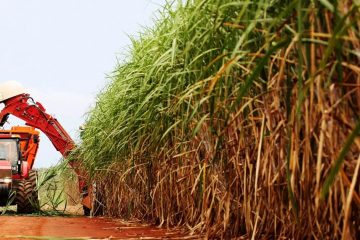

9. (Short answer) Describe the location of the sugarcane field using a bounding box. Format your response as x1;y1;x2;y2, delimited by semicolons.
0;0;359;239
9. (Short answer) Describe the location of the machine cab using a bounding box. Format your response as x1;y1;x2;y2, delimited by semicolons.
0;136;22;175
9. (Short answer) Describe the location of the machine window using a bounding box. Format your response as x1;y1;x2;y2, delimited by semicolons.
0;139;19;166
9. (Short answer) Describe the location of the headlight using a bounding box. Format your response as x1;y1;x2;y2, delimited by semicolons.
0;178;12;184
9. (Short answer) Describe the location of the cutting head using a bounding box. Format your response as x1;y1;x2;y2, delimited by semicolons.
0;81;27;103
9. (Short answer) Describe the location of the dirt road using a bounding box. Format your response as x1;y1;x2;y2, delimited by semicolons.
0;216;194;239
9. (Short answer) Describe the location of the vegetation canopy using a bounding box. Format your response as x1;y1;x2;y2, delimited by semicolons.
79;0;360;238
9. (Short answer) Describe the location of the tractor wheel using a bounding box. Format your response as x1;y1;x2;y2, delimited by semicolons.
28;170;40;210
0;184;10;206
83;206;91;216
28;170;38;190
82;183;105;216
15;178;39;214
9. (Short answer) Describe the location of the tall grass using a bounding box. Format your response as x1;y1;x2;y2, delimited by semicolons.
79;0;360;238
37;162;80;215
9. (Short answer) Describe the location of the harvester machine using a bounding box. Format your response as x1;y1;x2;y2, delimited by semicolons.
0;126;40;213
0;81;91;214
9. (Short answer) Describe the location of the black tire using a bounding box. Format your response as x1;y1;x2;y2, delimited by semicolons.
28;170;40;210
82;183;104;216
92;186;105;216
0;184;11;206
83;206;90;216
15;171;39;214
28;170;38;190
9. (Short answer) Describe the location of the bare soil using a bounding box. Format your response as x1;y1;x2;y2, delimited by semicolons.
0;215;195;239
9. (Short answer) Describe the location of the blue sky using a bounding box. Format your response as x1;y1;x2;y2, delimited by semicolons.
0;0;166;168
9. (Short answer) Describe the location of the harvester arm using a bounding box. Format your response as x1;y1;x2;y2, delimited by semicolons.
0;94;75;156
0;92;91;211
